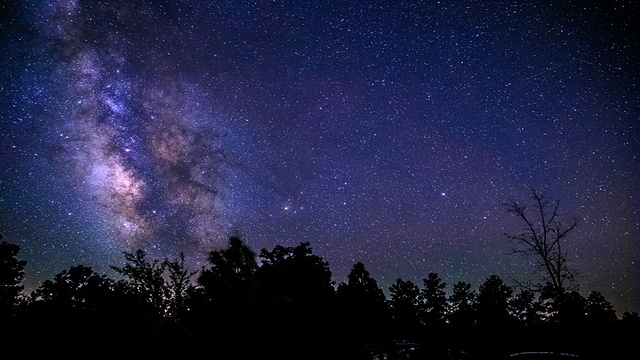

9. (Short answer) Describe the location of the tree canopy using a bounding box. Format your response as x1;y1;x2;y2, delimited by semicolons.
0;231;635;360
0;236;26;318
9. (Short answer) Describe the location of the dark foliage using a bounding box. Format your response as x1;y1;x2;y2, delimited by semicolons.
389;278;422;340
255;242;336;359
0;233;637;360
187;235;259;359
336;262;390;357
416;272;448;359
0;236;27;356
0;235;26;319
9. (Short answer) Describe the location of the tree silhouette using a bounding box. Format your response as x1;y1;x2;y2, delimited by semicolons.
418;272;448;359
112;250;198;359
1;231;638;360
30;265;113;310
555;290;587;353
164;253;197;318
504;189;579;292
389;278;422;340
585;290;617;325
111;249;169;315
582;291;618;358
255;242;335;359
448;281;477;353
25;265;125;358
509;289;541;326
0;237;27;358
190;235;259;358
336;262;389;352
419;272;447;327
477;275;512;320
0;236;26;319
476;275;515;357
257;242;334;305
197;235;258;304
448;281;477;316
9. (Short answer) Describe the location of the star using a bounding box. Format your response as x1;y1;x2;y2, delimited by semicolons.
0;0;636;315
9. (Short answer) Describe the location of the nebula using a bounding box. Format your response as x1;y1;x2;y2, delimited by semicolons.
41;0;232;256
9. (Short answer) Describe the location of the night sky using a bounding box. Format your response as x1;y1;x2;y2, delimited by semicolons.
1;1;638;314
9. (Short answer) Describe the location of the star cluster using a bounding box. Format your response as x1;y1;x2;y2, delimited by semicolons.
1;1;638;313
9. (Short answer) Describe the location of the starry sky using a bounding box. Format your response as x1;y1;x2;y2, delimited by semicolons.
1;1;638;313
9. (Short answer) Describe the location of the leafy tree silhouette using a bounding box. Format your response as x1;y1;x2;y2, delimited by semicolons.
112;249;169;316
582;290;618;358
189;235;259;359
165;253;197;318
0;235;26;320
336;262;390;356
25;265;131;358
509;288;552;353
509;289;542;326
112;250;197;359
420;273;447;325
475;275;515;357
586;290;617;325
1;231;637;360
477;275;513;318
389;278;422;341
30;265;113;311
255;242;335;360
197;235;258;304
447;281;477;355
257;242;334;308
556;290;588;353
448;281;477;316
416;272;448;359
0;236;27;358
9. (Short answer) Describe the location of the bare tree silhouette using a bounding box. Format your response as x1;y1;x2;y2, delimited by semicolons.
504;189;579;292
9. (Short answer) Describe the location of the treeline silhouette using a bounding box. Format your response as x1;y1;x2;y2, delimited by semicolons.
1;235;638;360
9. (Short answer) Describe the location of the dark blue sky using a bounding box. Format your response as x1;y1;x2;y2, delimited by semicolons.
1;1;638;313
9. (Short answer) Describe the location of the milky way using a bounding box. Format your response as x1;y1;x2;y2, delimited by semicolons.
50;2;233;257
1;1;638;313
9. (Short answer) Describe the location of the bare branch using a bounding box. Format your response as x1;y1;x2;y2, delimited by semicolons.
504;189;579;293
